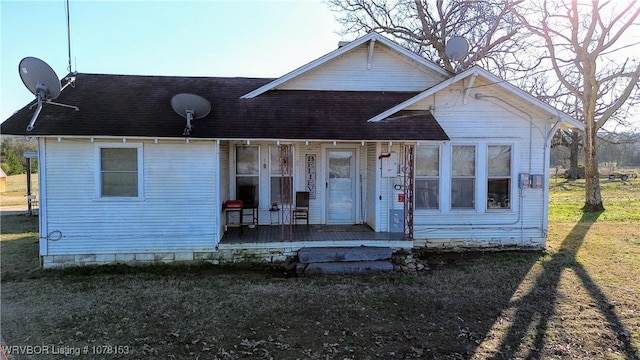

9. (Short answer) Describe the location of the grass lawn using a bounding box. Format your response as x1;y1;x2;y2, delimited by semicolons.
0;174;38;207
1;179;638;359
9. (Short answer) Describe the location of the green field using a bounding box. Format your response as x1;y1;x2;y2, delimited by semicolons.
1;178;638;359
0;174;38;207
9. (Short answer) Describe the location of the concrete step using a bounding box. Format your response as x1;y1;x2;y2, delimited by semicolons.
298;246;393;263
297;261;394;275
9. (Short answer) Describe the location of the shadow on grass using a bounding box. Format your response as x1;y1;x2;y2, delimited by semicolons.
0;214;39;235
0;236;40;281
490;211;638;359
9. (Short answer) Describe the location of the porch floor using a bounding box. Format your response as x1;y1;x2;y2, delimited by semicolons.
220;224;405;244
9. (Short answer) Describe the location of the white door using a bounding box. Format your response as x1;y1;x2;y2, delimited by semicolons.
326;149;356;224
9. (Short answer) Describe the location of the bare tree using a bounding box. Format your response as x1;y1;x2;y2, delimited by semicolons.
515;0;640;212
326;0;532;76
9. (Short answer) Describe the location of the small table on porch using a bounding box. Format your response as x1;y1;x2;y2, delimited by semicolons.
268;207;281;225
223;200;244;231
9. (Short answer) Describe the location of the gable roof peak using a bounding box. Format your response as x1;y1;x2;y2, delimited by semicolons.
241;31;450;99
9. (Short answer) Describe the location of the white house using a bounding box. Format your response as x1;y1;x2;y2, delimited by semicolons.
1;32;584;268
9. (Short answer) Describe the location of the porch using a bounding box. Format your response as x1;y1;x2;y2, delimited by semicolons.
220;224;406;245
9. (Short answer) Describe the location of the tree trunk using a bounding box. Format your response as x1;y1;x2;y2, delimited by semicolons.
583;116;605;212
568;131;580;180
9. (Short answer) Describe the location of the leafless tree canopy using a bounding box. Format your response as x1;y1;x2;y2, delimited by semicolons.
515;0;640;211
515;0;640;131
327;0;535;77
327;0;640;211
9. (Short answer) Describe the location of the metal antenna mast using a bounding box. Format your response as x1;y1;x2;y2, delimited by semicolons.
66;0;73;73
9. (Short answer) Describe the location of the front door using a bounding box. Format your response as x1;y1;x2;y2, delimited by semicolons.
326;149;356;224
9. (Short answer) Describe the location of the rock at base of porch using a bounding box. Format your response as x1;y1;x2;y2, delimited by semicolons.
297;261;394;275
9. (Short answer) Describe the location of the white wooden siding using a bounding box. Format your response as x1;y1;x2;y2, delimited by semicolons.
278;45;441;92
366;143;377;228
403;79;550;243
42;138;218;255
358;145;367;224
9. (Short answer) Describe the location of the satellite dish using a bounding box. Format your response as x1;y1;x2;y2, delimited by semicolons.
171;93;211;136
445;36;469;62
18;57;78;132
20;57;62;100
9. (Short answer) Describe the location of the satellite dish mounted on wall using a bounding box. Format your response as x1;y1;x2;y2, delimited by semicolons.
19;57;79;132
445;36;469;64
171;93;211;136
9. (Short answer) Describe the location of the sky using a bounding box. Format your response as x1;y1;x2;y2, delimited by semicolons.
0;0;344;121
1;1;638;130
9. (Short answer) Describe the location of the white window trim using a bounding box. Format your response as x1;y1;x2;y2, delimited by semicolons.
94;142;144;201
485;142;516;213
450;144;477;212
232;144;260;202
414;143;442;212
269;144;295;206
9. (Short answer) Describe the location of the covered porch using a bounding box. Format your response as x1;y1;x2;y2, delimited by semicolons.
220;224;405;245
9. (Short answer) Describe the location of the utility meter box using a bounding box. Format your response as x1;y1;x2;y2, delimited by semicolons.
531;174;544;189
519;173;530;189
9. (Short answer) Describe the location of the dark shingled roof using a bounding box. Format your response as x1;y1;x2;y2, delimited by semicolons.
1;73;449;141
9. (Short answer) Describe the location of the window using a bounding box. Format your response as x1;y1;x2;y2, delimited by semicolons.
487;145;512;209
451;145;475;209
98;146;142;198
236;145;259;206
415;146;439;209
270;145;293;205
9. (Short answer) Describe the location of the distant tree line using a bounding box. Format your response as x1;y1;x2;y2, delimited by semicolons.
551;131;640;175
1;137;38;175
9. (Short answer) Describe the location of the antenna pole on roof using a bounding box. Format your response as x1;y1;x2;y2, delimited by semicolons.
66;0;73;73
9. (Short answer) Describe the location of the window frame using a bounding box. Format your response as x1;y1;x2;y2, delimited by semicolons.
234;145;260;206
486;144;513;211
95;143;144;200
269;145;294;206
414;144;440;210
450;145;476;210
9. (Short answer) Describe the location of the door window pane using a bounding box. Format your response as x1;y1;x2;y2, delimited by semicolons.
236;146;259;206
236;146;259;175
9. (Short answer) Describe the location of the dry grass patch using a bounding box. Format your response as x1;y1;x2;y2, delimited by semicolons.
1;179;638;359
0;174;37;207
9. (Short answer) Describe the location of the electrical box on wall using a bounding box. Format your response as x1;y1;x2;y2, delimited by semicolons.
381;152;398;177
519;173;530;189
531;174;544;189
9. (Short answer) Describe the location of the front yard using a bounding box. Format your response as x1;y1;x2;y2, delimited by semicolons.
1;179;638;359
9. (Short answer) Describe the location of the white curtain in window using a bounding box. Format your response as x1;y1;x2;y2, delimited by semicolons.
488;146;511;176
452;146;475;176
